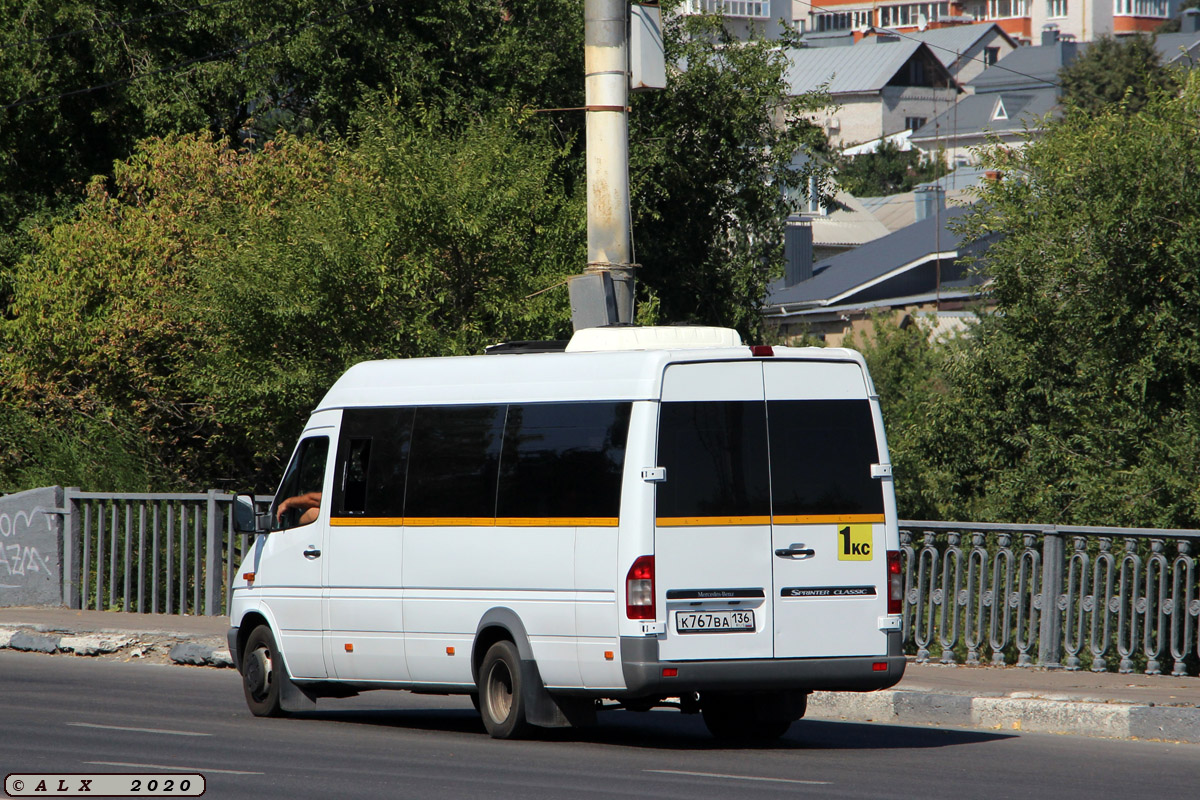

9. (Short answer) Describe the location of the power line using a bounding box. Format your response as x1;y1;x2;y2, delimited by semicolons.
2;1;386;112
0;0;242;52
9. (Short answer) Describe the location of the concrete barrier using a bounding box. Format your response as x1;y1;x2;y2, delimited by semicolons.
0;487;64;606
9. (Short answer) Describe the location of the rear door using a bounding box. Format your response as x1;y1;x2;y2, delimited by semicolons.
764;360;888;658
654;361;774;661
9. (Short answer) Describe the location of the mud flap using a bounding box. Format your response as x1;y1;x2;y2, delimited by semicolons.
279;671;318;713
520;659;597;729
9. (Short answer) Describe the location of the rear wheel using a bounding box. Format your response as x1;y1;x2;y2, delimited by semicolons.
701;692;802;741
478;640;530;739
241;626;286;717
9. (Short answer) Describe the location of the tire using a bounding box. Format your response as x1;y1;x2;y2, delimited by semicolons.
241;625;286;718
478;640;530;739
701;696;794;742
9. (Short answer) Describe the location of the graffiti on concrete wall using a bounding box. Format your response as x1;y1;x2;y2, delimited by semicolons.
0;487;62;605
0;509;55;587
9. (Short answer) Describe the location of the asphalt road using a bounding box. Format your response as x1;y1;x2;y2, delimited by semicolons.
2;651;1196;800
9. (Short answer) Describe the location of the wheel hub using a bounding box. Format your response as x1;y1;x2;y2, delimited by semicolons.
245;648;272;700
485;661;514;721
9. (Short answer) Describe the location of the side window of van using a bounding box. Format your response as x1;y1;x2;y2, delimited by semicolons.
333;408;414;518
406;405;506;519
767;400;883;516
656;402;771;520
497;402;631;520
272;436;330;531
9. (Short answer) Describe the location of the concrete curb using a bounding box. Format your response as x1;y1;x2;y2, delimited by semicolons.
0;625;232;668
808;689;1200;744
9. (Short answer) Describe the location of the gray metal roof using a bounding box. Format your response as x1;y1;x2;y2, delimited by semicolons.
858;166;991;232
786;39;933;95
764;204;979;309
910;87;1059;142
969;40;1087;93
875;23;1017;70
1154;31;1200;65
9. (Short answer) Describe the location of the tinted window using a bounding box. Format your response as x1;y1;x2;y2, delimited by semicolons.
333;407;414;518
272;436;329;531
656;401;770;519
497;402;631;519
767;399;883;516
406;405;505;518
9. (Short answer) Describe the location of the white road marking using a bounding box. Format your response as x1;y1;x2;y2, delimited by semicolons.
68;722;211;737
85;762;263;776
646;769;831;786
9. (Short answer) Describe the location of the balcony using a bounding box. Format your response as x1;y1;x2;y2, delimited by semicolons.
684;0;771;19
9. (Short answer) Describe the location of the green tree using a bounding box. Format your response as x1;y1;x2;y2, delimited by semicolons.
910;72;1200;526
832;140;949;197
0;2;834;491
631;9;830;336
0;108;581;489
0;1;584;231
848;314;953;521
1058;34;1177;116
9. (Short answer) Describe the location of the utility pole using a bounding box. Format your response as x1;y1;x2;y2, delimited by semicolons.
573;0;636;329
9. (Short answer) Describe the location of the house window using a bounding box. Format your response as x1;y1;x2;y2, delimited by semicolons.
1047;0;1068;17
878;2;950;27
984;46;1000;66
986;0;1029;17
813;10;875;31
1114;0;1167;15
910;59;926;84
905;116;927;132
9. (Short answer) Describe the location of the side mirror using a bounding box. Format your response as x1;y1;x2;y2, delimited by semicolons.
233;493;271;534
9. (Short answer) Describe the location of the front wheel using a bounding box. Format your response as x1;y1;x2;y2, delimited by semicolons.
241;625;286;717
478;640;530;739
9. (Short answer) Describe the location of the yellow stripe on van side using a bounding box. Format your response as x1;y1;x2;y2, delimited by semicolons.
330;517;404;527
404;517;497;527
655;516;773;527
494;517;619;528
773;514;886;525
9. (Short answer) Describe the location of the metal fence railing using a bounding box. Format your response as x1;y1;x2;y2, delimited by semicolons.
46;490;1200;675
899;521;1200;676
62;489;269;618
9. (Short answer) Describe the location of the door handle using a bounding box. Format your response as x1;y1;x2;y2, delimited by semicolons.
303;546;322;559
775;544;815;559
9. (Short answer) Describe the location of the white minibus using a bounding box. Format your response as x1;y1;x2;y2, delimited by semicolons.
228;326;905;740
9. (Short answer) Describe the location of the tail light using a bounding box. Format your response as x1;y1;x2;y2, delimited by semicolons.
887;550;903;615
626;555;655;620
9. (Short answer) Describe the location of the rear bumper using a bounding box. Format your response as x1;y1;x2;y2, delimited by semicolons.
619;631;905;696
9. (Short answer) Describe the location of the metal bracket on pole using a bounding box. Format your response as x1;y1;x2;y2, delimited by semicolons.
569;272;619;330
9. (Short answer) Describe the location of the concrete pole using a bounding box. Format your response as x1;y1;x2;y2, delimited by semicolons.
584;0;635;324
